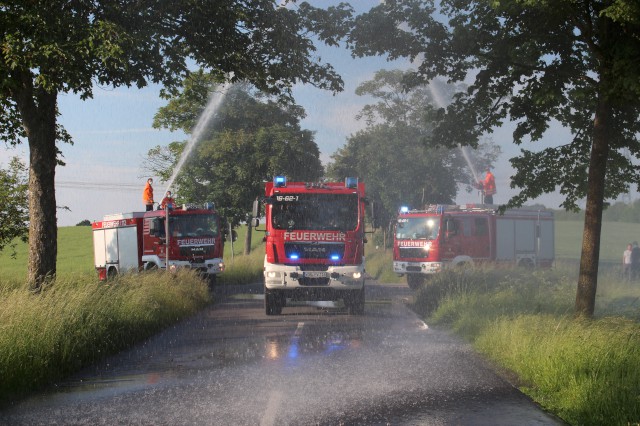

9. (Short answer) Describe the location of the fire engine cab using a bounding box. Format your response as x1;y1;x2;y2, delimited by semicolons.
255;176;369;315
92;203;225;284
393;204;555;289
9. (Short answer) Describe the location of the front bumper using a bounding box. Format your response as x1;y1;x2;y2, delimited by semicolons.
393;260;442;275
264;260;365;290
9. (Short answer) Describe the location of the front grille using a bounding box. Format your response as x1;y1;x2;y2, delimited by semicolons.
179;246;212;257
285;243;345;260
399;247;429;259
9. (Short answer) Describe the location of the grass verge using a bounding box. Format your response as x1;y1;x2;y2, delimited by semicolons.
0;270;209;404
411;266;640;425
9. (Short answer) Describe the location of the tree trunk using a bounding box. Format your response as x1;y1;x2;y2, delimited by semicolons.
244;216;253;256
575;95;610;317
14;81;59;289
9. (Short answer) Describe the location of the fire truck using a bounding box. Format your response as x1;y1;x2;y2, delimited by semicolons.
255;176;370;315
92;203;225;284
393;204;555;289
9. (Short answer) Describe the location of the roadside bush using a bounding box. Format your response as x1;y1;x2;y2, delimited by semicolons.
0;270;209;403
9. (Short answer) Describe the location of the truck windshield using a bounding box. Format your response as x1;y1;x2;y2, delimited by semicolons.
271;193;359;231
396;217;440;240
169;214;219;238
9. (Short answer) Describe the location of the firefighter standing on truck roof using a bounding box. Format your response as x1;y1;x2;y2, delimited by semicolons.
477;167;496;204
160;191;175;210
143;178;154;211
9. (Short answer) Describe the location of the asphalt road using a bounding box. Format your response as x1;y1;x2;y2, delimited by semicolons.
1;281;565;425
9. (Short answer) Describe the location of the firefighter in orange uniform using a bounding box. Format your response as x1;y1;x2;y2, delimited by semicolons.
143;178;154;211
160;191;176;210
479;168;496;204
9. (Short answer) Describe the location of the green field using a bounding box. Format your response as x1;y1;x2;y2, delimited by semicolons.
2;220;638;281
0;225;264;282
555;220;640;264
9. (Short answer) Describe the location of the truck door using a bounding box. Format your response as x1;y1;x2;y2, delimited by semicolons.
442;216;463;260
470;216;491;260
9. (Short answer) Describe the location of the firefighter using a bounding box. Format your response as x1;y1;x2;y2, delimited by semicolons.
478;168;496;204
143;178;154;211
160;191;176;210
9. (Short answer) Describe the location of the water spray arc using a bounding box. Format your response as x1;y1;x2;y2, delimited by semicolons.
162;82;233;197
427;80;479;184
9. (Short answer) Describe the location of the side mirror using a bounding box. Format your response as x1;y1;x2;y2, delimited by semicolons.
370;200;381;229
252;198;261;218
231;230;238;242
253;217;260;229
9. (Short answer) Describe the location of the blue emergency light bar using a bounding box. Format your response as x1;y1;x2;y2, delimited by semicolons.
400;206;409;213
289;253;299;260
345;177;358;189
330;254;341;261
274;176;287;187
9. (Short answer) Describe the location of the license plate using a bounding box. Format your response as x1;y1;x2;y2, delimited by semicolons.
304;271;328;278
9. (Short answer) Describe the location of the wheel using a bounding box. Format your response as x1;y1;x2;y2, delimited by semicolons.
145;263;158;271
407;274;425;290
345;287;365;315
518;258;535;269
265;289;283;315
106;267;118;280
207;274;216;291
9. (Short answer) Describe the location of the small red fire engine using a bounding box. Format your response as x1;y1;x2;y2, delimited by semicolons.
393;204;555;289
92;203;225;284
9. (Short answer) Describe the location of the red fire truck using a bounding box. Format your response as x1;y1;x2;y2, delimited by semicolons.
393;204;555;289
92;203;225;284
255;176;369;315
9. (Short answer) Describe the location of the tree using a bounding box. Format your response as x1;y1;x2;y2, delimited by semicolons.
0;0;351;288
349;1;640;317
144;79;324;231
327;69;499;233
0;157;29;258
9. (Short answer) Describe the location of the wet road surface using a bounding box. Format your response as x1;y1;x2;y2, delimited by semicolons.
1;281;565;425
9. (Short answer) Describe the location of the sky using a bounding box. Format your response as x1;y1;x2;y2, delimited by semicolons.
0;2;595;227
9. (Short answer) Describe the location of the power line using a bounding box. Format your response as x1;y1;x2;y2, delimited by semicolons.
56;180;142;192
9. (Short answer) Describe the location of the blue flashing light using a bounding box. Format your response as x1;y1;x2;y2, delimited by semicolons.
345;177;358;189
400;206;409;213
330;254;341;261
274;176;287;187
289;253;299;260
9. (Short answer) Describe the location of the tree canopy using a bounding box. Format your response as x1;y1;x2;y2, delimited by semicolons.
348;0;640;316
0;0;352;287
0;157;29;258
145;78;323;227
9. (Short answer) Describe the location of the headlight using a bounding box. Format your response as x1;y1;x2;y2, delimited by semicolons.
266;271;280;278
352;272;362;279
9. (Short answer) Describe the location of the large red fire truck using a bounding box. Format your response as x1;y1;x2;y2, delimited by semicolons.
92;203;225;284
255;176;369;315
393;204;555;289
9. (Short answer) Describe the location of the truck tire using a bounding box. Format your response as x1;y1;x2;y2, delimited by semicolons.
346;287;365;315
265;289;283;315
107;267;118;280
407;274;425;290
207;274;216;291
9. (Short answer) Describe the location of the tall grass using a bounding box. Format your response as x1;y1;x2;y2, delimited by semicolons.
0;270;209;403
365;246;400;283
412;266;640;425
